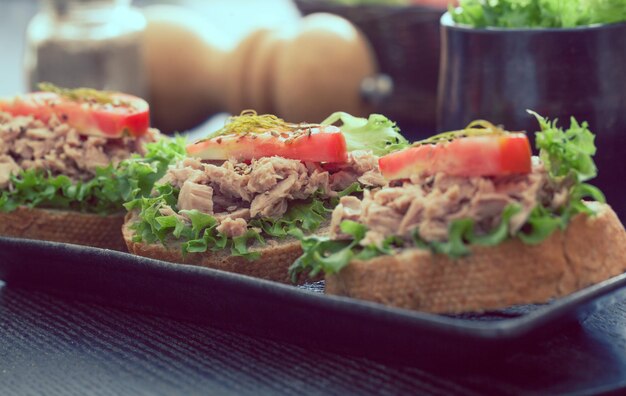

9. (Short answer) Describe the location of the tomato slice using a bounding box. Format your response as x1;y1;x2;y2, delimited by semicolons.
379;133;532;180
187;125;348;163
0;91;150;138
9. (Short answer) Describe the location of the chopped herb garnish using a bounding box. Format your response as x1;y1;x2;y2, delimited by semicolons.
38;82;120;106
200;110;313;140
412;120;510;146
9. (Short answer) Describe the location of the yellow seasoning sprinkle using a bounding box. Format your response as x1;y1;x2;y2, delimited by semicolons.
38;82;118;106
412;120;517;147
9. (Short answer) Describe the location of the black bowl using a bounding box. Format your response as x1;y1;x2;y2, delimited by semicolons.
437;13;626;220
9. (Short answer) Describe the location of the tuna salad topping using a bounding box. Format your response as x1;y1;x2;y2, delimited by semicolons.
330;159;569;247
0;111;156;188
155;150;385;237
286;112;604;281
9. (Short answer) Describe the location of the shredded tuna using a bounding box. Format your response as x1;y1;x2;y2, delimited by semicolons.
330;196;363;238
160;151;384;233
178;181;214;214
330;161;569;247
329;150;386;190
0;155;20;188
216;217;248;238
214;208;251;222
159;205;186;222
0;111;156;183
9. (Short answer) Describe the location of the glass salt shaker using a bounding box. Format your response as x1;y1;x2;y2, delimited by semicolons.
24;0;147;98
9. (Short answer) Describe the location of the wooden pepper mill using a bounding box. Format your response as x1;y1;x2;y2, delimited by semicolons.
142;5;380;133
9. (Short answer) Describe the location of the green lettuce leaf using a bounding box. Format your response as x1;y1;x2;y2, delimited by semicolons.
321;112;409;156
517;206;562;244
0;136;187;215
126;187;263;260
290;202;523;280
288;219;408;281
250;198;330;239
126;184;343;261
528;110;605;224
530;110;597;182
289;220;363;281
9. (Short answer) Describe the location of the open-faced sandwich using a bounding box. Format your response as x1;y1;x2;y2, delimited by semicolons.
290;111;626;313
123;111;408;282
0;84;185;250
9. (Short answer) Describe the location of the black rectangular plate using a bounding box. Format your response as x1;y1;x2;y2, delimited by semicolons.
1;236;626;365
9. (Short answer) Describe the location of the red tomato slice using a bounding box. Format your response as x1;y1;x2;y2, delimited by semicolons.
187;125;348;163
0;91;150;138
379;133;531;180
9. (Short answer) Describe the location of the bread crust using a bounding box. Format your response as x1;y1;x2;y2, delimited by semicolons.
122;214;306;284
325;203;626;314
0;206;126;251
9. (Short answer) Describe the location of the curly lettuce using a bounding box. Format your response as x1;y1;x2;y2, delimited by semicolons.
124;184;264;260
125;187;344;261
321;112;409;156
525;111;605;227
0;137;187;215
289;204;521;281
290;112;606;279
451;0;626;28
125;180;365;261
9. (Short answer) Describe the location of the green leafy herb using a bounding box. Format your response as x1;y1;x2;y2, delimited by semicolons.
251;198;330;238
289;220;364;282
126;184;349;261
412;204;522;257
0;137;187;215
321;112;410;156
126;187;264;260
517;205;562;244
288;218;409;281
470;205;522;245
451;0;626;28
530;110;597;182
524;110;605;230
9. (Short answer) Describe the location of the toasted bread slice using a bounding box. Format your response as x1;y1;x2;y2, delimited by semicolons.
122;212;321;284
0;206;126;251
325;203;626;314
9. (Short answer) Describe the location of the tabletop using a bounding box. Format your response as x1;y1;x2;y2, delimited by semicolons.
2;1;626;395
3;275;626;396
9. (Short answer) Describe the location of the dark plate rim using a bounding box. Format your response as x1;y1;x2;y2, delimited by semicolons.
2;235;626;342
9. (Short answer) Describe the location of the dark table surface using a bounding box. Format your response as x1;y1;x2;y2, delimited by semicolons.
2;276;626;396
2;1;626;395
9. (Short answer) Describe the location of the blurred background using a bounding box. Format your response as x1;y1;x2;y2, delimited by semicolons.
2;0;624;220
0;0;450;140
